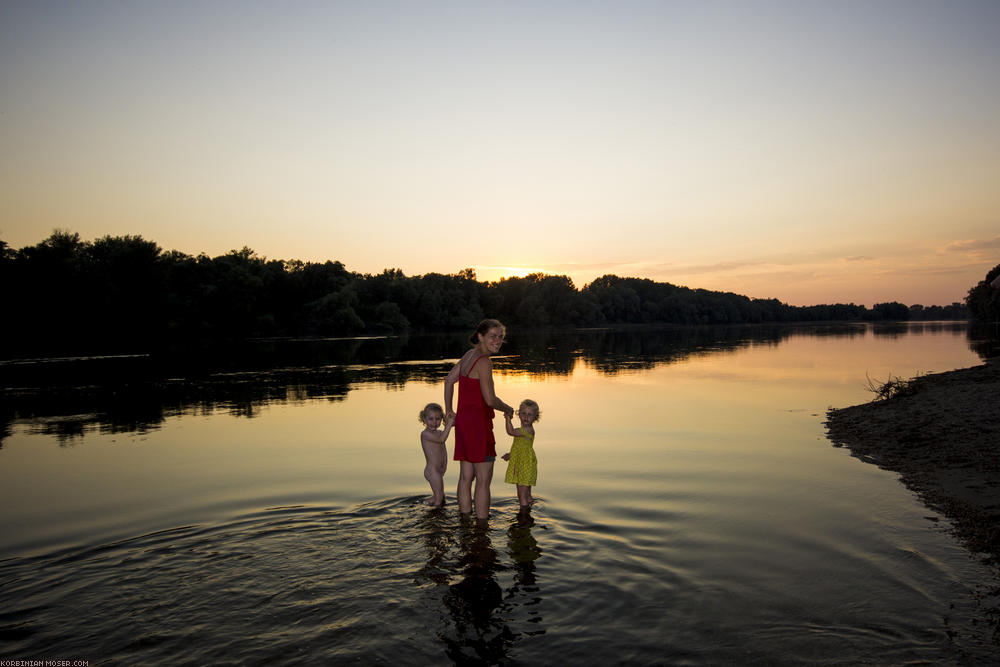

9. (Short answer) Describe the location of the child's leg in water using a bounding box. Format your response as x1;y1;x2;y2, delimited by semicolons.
424;463;444;505
516;484;533;507
436;459;447;505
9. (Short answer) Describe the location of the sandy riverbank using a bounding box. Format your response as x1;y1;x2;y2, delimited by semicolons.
825;359;1000;565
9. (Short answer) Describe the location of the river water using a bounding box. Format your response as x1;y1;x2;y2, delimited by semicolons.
1;323;997;664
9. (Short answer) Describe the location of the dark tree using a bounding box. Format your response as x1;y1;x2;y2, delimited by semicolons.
966;263;1000;322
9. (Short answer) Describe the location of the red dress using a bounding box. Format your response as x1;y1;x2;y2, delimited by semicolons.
453;355;496;462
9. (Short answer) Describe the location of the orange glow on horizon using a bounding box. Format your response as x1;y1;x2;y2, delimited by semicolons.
474;266;553;283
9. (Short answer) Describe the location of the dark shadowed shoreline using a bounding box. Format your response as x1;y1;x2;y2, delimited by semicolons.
826;360;1000;565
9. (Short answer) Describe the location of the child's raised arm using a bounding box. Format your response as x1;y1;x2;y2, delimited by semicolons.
504;411;518;436
423;414;455;445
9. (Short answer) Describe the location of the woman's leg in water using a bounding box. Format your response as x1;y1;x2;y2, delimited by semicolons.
472;460;494;519
457;460;476;514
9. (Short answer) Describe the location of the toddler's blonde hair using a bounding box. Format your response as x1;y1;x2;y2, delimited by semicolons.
519;399;541;420
418;402;444;425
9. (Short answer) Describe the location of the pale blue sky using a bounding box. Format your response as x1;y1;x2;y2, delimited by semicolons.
2;0;998;305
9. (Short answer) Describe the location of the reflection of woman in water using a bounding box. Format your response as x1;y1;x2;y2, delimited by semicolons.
444;319;515;520
442;519;506;663
431;512;545;662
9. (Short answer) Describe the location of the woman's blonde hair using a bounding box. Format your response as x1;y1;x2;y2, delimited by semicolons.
418;402;444;425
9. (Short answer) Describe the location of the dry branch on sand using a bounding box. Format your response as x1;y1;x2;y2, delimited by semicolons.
863;372;921;402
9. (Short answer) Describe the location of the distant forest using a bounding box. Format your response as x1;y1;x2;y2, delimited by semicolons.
1;231;987;354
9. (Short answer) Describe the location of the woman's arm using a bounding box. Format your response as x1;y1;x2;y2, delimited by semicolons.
444;358;462;419
476;357;514;417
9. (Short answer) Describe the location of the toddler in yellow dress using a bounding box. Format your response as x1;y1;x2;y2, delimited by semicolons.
501;399;540;508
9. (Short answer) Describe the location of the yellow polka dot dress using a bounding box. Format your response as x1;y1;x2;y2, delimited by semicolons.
504;428;537;486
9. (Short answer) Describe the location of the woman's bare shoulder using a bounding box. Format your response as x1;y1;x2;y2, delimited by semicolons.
458;347;476;364
466;352;493;378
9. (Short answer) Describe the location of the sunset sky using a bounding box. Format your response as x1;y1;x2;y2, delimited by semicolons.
2;1;998;307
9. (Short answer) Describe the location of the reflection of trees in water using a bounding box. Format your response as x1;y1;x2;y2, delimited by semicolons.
870;322;915;339
505;323;897;376
0;334;472;444
566;325;790;375
2;323;989;445
0;367;356;445
968;322;1000;360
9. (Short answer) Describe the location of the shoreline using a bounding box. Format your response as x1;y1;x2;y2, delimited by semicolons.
825;359;1000;565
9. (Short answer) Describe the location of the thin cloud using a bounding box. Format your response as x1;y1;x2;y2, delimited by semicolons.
648;260;768;276
943;235;1000;254
886;264;984;278
541;261;642;274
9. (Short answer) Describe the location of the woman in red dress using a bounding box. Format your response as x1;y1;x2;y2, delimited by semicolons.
444;319;515;520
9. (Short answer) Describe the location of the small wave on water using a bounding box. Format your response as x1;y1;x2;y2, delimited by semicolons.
1;495;996;665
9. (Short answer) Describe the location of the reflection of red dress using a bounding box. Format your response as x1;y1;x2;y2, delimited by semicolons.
454;355;496;462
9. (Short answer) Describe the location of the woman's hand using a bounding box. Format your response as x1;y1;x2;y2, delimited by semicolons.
501;453;510;461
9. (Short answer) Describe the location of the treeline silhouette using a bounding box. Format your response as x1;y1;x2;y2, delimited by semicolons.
0;231;973;354
965;262;1000;323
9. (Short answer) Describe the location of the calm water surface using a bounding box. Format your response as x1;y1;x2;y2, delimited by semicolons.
1;323;997;664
